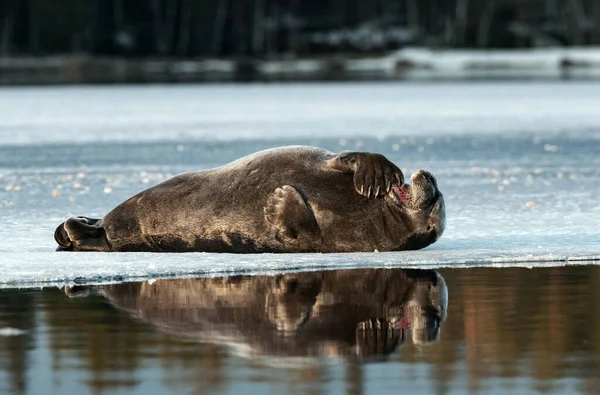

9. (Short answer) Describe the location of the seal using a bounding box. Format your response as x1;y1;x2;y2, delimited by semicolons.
54;146;445;252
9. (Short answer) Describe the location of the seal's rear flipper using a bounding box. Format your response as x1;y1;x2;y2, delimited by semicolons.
54;222;73;251
264;185;320;241
54;217;109;251
64;285;92;298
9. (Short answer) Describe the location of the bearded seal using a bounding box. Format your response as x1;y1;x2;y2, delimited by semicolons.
54;146;445;252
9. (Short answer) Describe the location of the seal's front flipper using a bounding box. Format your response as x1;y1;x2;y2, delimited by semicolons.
264;185;320;241
54;217;110;251
327;151;404;198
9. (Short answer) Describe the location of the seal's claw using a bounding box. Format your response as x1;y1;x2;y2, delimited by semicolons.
328;151;404;199
394;173;403;185
351;153;404;199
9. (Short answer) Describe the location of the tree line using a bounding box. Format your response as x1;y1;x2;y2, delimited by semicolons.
1;0;600;57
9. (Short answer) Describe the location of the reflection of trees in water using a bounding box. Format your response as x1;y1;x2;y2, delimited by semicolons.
346;362;363;395
41;287;230;395
42;289;141;392
418;266;600;393
0;290;35;395
1;0;600;56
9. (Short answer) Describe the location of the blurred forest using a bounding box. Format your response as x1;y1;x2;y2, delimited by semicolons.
1;0;600;58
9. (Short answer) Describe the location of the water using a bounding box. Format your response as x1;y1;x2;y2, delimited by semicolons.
1;265;600;395
0;82;599;394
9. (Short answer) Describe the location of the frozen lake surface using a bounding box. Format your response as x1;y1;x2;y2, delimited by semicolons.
0;82;599;287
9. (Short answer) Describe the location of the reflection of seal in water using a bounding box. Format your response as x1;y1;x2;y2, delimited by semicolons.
55;146;445;252
65;268;448;362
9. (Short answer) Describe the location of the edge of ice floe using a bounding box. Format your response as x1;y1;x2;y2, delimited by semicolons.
0;250;598;290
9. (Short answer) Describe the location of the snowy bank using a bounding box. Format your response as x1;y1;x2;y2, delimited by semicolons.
390;47;600;80
3;47;600;85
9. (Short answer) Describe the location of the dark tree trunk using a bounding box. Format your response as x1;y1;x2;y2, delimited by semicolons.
177;0;192;55
166;0;179;54
212;0;229;55
450;0;469;46
28;0;39;54
566;0;586;45
91;0;117;54
288;0;299;55
252;0;265;55
150;0;166;54
0;0;22;56
266;0;278;57
407;0;419;32
477;0;498;48
233;0;248;55
594;0;600;43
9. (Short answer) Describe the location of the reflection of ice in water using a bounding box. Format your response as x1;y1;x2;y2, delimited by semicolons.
0;83;598;287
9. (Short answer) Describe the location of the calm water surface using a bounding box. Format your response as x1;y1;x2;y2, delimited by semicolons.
2;264;599;395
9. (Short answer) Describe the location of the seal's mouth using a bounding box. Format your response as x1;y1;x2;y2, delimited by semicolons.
392;184;411;206
390;169;441;210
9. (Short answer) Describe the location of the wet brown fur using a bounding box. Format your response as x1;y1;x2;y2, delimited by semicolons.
55;146;445;253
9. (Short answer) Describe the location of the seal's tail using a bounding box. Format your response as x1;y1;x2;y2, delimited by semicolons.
54;217;109;251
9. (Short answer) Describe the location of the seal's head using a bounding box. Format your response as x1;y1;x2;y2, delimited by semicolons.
388;169;445;247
